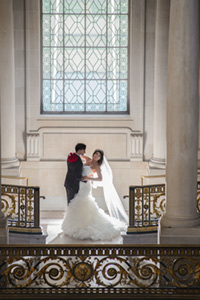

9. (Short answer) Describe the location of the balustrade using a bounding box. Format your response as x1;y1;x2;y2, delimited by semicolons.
0;245;200;299
1;184;42;233
2;178;200;235
127;182;200;233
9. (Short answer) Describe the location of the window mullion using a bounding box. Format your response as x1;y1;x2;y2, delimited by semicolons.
84;0;86;112
63;0;64;112
106;0;108;112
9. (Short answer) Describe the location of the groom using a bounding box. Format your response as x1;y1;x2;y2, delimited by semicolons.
64;143;86;205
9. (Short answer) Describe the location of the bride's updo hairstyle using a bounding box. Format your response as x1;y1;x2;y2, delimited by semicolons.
93;149;104;166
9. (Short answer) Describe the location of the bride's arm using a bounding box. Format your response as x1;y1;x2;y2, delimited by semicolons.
81;155;91;165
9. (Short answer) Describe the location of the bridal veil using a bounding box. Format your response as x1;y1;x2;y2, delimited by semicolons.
93;157;129;225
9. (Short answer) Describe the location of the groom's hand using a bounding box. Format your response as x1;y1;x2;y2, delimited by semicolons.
81;176;87;183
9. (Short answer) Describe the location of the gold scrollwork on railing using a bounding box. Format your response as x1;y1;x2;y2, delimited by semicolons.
140;175;200;214
151;192;165;218
197;190;200;213
129;183;200;232
0;255;163;289
1;193;16;219
161;256;200;288
133;188;142;223
128;256;160;287
1;185;41;233
1;246;200;298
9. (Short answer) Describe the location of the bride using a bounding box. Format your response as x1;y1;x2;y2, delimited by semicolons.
61;149;128;241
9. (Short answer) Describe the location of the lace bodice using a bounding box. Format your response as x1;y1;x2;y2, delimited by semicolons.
82;165;93;177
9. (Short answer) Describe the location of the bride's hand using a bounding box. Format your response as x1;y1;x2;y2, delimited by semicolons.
82;175;92;181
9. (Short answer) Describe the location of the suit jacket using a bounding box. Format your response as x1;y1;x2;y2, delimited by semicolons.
64;153;83;204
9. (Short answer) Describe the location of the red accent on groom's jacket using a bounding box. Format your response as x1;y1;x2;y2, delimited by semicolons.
67;152;78;163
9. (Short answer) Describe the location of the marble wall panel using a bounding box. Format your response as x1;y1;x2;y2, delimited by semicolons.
42;133;128;160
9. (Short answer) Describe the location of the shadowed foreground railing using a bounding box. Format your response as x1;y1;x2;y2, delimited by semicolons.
1;184;42;233
127;182;200;233
0;245;200;299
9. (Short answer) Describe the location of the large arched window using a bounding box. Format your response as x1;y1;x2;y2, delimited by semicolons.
41;0;129;114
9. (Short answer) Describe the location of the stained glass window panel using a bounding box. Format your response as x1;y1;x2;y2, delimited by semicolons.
86;0;107;14
86;15;107;47
64;0;84;14
64;15;85;47
86;48;106;79
64;48;85;79
86;80;106;112
42;0;129;113
108;0;128;14
43;0;64;13
107;80;127;112
64;80;85;111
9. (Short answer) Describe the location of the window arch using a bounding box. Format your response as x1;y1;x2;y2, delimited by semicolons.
41;0;129;114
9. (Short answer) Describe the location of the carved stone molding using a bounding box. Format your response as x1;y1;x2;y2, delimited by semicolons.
130;133;143;161
26;133;40;161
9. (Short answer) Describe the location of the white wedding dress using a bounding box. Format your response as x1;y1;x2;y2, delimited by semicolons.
62;165;127;241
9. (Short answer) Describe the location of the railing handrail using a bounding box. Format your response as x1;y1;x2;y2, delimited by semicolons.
1;175;29;186
140;174;166;185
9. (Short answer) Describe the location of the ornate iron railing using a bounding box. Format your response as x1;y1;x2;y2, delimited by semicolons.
127;182;200;233
0;245;200;299
1;184;42;233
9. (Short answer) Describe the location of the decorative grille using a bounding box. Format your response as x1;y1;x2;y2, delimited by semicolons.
41;0;129;113
128;183;200;233
1;245;200;298
1;184;42;233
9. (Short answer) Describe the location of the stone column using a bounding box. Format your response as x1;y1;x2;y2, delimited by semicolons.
159;0;200;244
0;0;19;173
0;64;8;245
149;0;170;170
0;124;8;244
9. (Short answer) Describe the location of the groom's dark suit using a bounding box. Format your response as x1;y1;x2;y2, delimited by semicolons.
64;152;83;205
